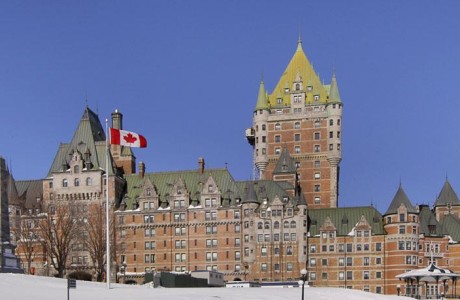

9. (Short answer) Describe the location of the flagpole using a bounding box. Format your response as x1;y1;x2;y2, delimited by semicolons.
105;118;111;289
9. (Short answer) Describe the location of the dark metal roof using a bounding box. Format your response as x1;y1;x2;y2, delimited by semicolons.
434;180;460;206
272;147;296;174
47;107;115;177
308;206;384;236
384;185;417;215
418;205;446;236
123;168;242;209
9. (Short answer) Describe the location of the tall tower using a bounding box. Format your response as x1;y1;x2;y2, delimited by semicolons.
0;157;23;273
247;38;343;209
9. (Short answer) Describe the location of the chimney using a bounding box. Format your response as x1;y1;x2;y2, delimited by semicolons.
111;109;123;130
198;157;205;174
138;161;145;178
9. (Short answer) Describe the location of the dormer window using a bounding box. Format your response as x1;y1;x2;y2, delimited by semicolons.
277;98;283;104
285;88;289;93
314;95;320;101
295;83;300;91
74;165;79;174
208;185;214;193
308;86;313;92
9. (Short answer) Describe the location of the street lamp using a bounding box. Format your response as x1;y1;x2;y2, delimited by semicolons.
120;262;127;284
299;268;308;300
396;284;401;296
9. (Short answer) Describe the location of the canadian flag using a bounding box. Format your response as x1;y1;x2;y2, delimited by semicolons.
110;128;147;148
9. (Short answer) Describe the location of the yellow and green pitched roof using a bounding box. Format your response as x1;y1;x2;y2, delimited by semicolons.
267;39;329;108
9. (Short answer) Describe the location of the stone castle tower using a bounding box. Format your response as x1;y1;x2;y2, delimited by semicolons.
0;157;22;273
247;38;342;209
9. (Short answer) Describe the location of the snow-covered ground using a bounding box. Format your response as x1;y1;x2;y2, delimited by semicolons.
0;273;412;300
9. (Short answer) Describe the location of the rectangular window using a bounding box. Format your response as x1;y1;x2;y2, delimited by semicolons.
346;243;352;252
294;134;300;141
376;242;382;251
339;271;344;280
261;263;267;272
314;145;320;152
314;132;320;140
310;258;316;267
346;271;353;280
399;225;405;234
275;135;281;143
338;257;345;266
346;257;352;266
314;160;320;168
364;257;370;266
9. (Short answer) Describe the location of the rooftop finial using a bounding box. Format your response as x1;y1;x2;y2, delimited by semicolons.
297;32;303;52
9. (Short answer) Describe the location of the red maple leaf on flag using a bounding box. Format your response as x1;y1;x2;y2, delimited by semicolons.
123;133;138;144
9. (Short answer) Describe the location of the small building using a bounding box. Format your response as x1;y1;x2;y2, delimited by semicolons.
190;270;225;287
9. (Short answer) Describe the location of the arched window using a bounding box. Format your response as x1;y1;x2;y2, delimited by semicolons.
74;165;79;174
86;177;92;186
284;221;289;228
290;221;296;228
62;179;68;187
264;221;270;229
295;83;300;91
275;123;281;130
294;122;300;129
74;178;80;187
257;222;263;229
274;221;280;229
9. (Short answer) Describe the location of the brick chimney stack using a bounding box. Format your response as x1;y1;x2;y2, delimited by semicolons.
198;157;205;174
138;161;145;178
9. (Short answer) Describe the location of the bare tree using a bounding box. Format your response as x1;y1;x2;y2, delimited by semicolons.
85;203;105;281
38;203;80;278
13;217;40;274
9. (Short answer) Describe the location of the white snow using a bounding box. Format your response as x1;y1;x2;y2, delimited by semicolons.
0;273;412;300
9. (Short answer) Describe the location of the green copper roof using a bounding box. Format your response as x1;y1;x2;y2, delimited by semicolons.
255;80;269;111
308;206;384;236
123;168;242;208
328;72;342;103
419;205;446;237
384;185;417;215
434;180;460;206
15;179;43;209
440;214;460;242
273;147;297;174
236;180;293;205
47;107;116;177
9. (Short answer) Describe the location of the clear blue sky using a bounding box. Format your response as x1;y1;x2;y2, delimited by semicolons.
1;1;460;212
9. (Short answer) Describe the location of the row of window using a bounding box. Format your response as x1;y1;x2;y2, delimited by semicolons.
257;220;296;229
61;177;93;187
310;256;382;267
257;233;297;242
310;242;383;253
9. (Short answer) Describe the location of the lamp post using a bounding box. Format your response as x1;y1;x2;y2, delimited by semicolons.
396;284;401;296
120;262;127;284
299;268;308;300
